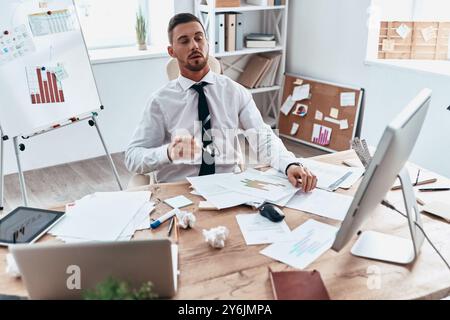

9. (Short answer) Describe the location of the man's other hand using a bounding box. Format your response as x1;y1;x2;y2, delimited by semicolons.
287;165;317;192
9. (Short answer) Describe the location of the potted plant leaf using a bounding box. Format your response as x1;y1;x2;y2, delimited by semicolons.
83;277;158;300
136;7;148;50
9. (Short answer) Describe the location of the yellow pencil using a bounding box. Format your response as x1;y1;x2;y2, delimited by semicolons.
174;216;179;244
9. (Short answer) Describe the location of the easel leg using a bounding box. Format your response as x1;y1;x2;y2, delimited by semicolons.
13;137;28;206
0;137;4;210
90;115;123;191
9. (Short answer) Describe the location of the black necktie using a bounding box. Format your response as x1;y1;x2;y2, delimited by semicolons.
191;82;215;176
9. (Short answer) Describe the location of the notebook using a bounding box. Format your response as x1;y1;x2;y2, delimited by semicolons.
268;268;330;300
237;55;271;88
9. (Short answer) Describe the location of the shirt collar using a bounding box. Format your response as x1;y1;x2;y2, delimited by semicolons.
178;69;217;92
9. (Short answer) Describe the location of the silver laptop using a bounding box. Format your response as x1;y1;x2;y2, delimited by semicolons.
10;239;178;300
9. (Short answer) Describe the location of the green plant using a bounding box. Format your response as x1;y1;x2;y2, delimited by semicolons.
83;277;158;300
135;7;147;46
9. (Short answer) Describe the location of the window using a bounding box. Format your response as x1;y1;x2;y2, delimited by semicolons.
74;0;174;50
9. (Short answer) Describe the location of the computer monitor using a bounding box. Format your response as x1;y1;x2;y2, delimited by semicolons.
332;88;432;264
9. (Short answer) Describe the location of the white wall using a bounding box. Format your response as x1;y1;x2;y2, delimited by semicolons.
287;0;450;178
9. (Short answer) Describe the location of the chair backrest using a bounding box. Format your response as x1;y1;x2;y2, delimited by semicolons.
166;56;222;80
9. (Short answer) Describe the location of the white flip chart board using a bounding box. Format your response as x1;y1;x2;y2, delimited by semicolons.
0;0;101;137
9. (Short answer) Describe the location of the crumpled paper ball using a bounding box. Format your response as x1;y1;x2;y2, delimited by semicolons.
176;210;196;229
202;226;230;249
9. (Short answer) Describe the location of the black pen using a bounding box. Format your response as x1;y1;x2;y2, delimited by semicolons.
419;187;450;192
167;216;175;236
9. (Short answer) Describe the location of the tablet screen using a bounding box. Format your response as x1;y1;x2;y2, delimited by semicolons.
0;207;64;244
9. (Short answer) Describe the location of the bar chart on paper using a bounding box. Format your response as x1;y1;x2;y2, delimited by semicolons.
26;66;65;104
312;124;332;146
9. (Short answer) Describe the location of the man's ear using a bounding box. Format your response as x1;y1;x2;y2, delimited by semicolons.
167;45;175;58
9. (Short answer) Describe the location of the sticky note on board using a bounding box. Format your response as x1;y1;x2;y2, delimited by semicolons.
315;110;323;121
281;95;296;116
290;123;300;136
340;119;349;130
292;84;310;101
330;107;339;119
421;26;436;42
340;92;356;107
382;39;395;52
293;79;304;86
396;24;411;39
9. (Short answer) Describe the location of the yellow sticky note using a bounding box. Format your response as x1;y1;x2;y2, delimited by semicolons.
330;107;339;119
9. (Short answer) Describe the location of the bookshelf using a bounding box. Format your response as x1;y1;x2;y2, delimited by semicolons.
194;0;289;128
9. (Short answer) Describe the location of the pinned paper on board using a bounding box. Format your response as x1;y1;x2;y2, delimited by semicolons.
315;110;323;121
290;122;300;136
0;25;36;66
324;117;340;125
54;63;69;80
292;104;308;117
292;84;310;101
311;124;332;146
421;26;436;42
26;65;66;104
382;39;395;52
28;9;76;37
340;119;349;130
340;92;356;107
396;24;411;39
293;79;303;86
330;107;339;119
281;95;296;116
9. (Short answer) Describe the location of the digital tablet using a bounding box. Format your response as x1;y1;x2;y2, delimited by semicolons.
0;207;64;246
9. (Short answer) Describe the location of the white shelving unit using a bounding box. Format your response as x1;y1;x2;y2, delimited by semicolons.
194;0;289;128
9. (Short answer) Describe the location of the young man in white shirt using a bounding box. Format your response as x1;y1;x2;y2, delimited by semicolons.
126;13;317;192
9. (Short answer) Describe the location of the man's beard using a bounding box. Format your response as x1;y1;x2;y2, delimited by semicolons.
186;55;208;71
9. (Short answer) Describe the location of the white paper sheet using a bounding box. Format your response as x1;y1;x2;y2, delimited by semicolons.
340;119;349;130
290;122;300;135
280;95;296;116
285;189;353;221
260;219;338;269
236;213;291;245
396;23;411;39
292;84;310;101
315;110;323;121
421;26;436;42
330;107;339;119
340;92;356;107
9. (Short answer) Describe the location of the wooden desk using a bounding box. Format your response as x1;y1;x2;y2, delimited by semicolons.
1;150;450;299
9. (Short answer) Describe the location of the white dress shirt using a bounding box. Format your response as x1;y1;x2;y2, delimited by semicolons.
125;71;298;183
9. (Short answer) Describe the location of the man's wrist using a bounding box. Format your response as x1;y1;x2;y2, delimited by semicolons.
285;162;303;175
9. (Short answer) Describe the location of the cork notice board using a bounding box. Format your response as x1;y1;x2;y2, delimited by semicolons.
278;74;364;152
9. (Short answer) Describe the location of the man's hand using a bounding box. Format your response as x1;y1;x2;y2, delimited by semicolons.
168;136;201;163
287;165;317;192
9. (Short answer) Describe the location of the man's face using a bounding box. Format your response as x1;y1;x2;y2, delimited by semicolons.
168;21;209;72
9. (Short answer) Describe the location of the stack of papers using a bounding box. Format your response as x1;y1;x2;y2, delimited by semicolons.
236;213;291;245
49;191;154;243
187;169;299;210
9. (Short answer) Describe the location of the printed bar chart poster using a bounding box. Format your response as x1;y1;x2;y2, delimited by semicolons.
311;124;332;146
26;66;66;104
0;0;102;138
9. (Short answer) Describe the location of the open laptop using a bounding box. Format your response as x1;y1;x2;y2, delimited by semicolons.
10;239;178;300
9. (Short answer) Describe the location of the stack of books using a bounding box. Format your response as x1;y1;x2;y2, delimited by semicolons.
245;33;276;48
236;52;282;89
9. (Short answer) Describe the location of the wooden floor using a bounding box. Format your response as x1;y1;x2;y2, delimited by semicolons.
1;137;325;213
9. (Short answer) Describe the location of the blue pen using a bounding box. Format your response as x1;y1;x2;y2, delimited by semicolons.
150;208;178;229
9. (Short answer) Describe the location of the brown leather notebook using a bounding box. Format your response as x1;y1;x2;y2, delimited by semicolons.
268;268;330;300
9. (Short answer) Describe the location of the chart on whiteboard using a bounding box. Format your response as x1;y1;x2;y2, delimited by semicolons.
26;65;67;104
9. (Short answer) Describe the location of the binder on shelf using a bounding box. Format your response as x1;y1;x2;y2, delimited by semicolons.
246;0;269;5
236;54;271;88
259;52;282;87
246;40;277;48
236;13;244;51
225;13;236;52
215;13;225;53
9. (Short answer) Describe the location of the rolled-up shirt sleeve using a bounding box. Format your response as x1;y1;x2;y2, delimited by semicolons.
237;84;299;174
125;97;170;174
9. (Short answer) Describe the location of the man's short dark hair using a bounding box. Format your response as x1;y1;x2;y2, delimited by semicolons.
168;13;206;44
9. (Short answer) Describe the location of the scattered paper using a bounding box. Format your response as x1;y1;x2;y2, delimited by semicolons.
203;226;229;249
260;219;338;269
290;123;300;135
280;95;296;116
340;92;356;107
340;119;349;130
299;158;365;191
236;213;291;245
0;24;36;66
422;201;450;222
421;26;436;42
382;39;395;52
396;23;411;39
164;195;193;209
293;79;303;86
315;110;323;121
324;117;340;125
330;107;339;119
292;84;310;102
285;189;353;221
311;124;332;146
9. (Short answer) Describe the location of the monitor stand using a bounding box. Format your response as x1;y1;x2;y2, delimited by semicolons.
350;168;425;264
